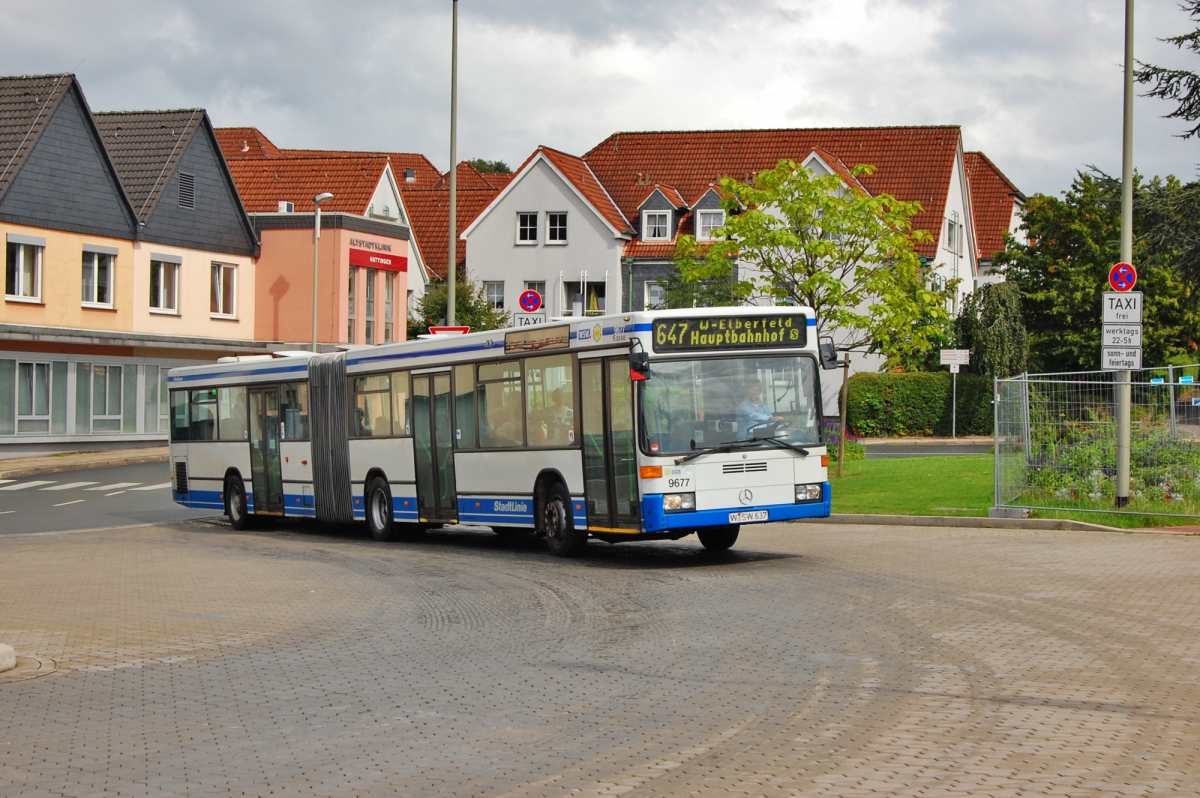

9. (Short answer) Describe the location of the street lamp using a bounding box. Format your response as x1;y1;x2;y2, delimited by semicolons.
311;192;334;353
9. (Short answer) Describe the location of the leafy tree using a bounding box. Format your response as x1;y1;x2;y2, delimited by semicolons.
407;271;509;339
1135;0;1200;139
671;159;955;370
468;158;512;174
995;169;1200;372
953;282;1029;379
661;259;739;308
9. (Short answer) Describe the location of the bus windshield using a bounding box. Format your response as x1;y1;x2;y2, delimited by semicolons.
640;355;821;455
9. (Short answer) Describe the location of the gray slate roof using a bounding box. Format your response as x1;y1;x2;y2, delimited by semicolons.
0;73;75;202
93;109;206;223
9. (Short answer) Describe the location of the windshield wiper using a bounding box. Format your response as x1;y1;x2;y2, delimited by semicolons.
674;435;810;465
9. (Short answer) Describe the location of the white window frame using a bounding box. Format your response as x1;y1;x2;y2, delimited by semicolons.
642;210;671;242
696;209;725;242
484;281;505;309
81;250;116;309
16;361;51;434
90;363;123;433
5;241;43;303
644;281;666;309
364;268;377;345
516;212;539;245
149;259;180;314
546;212;568;245
210;262;237;319
524;280;546;297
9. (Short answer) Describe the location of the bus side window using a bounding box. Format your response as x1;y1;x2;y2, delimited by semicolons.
391;372;410;436
281;382;309;440
353;374;391;437
453;364;476;448
478;360;523;448
217;386;248;441
525;354;574;447
170;390;189;442
189;389;217;441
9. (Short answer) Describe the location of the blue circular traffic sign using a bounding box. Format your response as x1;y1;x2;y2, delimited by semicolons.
1109;262;1137;292
518;289;543;313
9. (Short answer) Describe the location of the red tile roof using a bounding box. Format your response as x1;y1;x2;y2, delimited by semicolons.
637;184;687;209
225;156;390;214
431;161;514;191
964;151;1022;260
402;184;499;279
583;126;963;257
214;127;282;159
511;146;630;234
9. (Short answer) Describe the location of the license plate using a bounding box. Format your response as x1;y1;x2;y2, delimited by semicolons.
728;510;769;523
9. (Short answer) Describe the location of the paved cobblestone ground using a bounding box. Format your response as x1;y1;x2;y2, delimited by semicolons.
1;520;1198;797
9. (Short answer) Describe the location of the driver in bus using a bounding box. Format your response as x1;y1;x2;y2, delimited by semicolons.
736;378;784;439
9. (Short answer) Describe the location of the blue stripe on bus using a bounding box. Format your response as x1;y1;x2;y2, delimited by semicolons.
641;483;831;532
349;341;497;367
457;496;534;526
168;363;309;383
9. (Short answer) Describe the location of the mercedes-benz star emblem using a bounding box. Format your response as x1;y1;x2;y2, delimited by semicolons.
738;489;754;505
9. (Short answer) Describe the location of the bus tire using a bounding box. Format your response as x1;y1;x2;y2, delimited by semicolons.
542;482;586;558
698;525;739;551
366;477;398;542
226;476;253;531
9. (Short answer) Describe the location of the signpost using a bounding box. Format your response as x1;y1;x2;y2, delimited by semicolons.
516;289;545;327
1101;290;1141;372
940;349;970;439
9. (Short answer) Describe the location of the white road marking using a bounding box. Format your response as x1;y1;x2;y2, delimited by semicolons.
105;491;127;497
85;483;141;491
42;481;101;491
0;510;14;515
0;480;14;485
52;499;86;507
0;480;56;491
129;483;172;491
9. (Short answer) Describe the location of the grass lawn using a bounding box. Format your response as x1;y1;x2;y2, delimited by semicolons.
828;455;1189;529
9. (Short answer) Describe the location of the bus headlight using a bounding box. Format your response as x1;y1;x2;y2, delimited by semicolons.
663;493;696;512
796;483;823;503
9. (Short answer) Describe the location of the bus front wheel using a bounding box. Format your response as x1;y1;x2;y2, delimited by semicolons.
543;483;586;558
697;525;739;551
366;477;398;542
226;476;252;531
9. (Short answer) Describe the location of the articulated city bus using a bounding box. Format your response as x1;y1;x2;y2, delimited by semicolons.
167;306;832;556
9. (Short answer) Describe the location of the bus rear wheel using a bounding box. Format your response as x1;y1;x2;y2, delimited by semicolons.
226;476;253;531
698;525;739;551
366;477;397;542
543;483;586;558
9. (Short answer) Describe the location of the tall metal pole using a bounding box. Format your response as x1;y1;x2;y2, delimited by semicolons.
1117;0;1135;507
311;202;322;353
446;0;458;326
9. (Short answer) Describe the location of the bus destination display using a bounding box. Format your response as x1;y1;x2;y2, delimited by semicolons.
652;315;806;352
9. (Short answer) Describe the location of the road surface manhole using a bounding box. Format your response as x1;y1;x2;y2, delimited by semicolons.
0;656;57;683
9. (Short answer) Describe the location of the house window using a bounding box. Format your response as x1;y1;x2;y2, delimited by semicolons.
347;268;356;344
484;281;505;309
178;172;196;209
643;211;670;241
644;281;666;309
81;251;114;307
524;280;546;298
91;364;123;432
365;268;377;345
517;212;538;244
384;272;395;343
547;212;567;244
16;362;50;433
150;260;179;312
210;263;236;317
5;242;42;301
696;210;725;241
945;212;964;257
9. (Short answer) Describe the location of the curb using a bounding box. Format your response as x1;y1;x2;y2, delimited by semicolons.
0;450;168;480
802;513;1124;533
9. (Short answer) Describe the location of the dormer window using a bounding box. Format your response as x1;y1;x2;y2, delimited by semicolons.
696;210;725;241
642;210;670;242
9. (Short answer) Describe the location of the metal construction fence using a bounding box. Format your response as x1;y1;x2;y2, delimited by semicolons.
995;364;1200;518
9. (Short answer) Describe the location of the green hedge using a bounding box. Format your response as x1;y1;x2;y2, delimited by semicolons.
845;372;992;438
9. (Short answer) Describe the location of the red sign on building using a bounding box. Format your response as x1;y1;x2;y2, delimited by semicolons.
349;248;407;272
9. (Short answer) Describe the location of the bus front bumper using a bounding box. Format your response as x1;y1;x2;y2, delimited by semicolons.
641;482;831;532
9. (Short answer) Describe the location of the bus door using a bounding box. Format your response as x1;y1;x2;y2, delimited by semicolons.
580;358;640;532
248;386;284;515
412;372;458;522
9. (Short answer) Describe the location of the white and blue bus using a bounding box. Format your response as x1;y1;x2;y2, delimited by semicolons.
168;306;832;556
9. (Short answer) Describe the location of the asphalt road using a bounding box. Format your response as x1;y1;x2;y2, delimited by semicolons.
2;520;1197;796
0;462;214;535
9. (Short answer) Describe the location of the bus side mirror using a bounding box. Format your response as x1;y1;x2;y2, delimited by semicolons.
819;337;839;370
629;350;650;382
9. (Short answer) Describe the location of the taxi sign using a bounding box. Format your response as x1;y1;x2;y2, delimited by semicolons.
1109;262;1137;292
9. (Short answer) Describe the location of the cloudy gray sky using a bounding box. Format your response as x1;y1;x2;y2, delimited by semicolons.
4;0;1199;196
